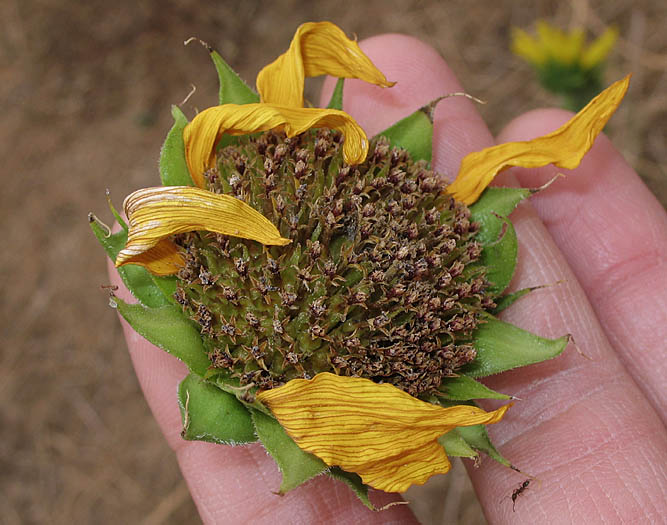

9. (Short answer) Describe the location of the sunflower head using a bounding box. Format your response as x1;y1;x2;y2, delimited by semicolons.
176;128;493;398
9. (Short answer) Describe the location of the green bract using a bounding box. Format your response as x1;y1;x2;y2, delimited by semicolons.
179;373;256;444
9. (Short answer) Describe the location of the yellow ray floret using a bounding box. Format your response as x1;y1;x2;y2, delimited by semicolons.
256;21;395;108
511;21;617;70
447;75;630;205
536;20;584;65
555;27;584;65
183;103;369;187
510;27;547;66
581;27;619;69
115;186;290;274
257;372;509;493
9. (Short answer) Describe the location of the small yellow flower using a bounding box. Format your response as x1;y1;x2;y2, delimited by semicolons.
512;21;618;69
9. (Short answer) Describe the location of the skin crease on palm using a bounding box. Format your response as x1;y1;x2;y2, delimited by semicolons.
108;34;667;524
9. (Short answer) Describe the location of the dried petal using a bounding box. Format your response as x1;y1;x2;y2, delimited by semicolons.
184;104;369;186
447;75;630;204
116;186;290;273
256;21;394;108
257;372;509;492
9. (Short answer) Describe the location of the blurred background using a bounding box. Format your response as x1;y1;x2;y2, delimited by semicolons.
1;0;664;523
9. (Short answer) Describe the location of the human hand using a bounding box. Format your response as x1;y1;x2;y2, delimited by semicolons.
109;34;666;523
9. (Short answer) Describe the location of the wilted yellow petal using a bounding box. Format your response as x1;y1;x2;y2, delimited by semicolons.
183;103;368;186
257;372;509;493
116;186;290;271
447;75;630;205
510;27;547;66
581;27;618;69
257;21;394;108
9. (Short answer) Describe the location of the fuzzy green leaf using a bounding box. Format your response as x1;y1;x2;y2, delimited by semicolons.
378;107;433;162
470;187;530;295
455;424;511;468
327;468;373;510
90;219;170;308
151;275;179;304
465;315;569;378
112;297;210;377
439;374;510;401
209;50;260;105
470;187;531;227
251;409;327;494
493;287;535;314
326;78;345;110
479;216;518;295
159;105;193;186
438;430;478;458
178;373;256;444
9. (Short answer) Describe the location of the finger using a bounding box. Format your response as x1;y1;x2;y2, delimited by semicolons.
335;36;667;522
496;109;667;417
108;259;414;523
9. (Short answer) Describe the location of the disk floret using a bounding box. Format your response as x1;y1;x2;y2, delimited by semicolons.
173;130;495;397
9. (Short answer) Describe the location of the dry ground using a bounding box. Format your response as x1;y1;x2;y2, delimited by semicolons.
1;1;664;523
